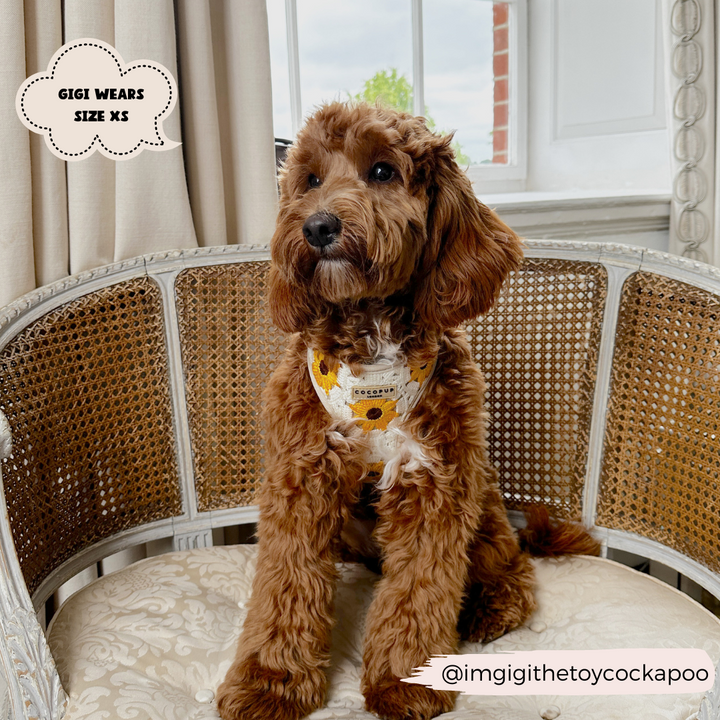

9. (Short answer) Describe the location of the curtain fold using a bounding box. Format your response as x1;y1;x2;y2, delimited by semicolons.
25;0;69;287
0;0;277;307
114;0;198;261
175;1;228;248
64;0;117;274
177;0;278;248
0;0;35;304
208;0;278;247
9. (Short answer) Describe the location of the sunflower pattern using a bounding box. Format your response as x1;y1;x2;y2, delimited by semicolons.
349;398;399;433
410;361;432;385
307;348;437;485
311;351;339;395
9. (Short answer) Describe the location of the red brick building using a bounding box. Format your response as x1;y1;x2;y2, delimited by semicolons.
493;2;509;163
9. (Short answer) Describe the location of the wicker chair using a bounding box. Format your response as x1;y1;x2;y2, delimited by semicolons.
0;240;719;719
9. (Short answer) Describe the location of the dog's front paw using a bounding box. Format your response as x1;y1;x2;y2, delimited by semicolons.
363;676;455;720
217;656;325;720
216;685;307;720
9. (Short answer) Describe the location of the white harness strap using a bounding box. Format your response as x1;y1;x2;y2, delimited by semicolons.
307;347;437;485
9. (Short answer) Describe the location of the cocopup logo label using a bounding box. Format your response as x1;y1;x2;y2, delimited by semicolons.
16;38;180;161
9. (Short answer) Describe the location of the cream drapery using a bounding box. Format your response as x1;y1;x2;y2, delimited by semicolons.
0;0;278;307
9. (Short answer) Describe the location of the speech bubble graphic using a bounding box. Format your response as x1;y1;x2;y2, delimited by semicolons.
16;38;180;161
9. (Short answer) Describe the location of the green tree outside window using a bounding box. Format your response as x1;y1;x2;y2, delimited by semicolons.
350;68;472;166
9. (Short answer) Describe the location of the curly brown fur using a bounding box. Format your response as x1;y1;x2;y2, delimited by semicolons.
218;102;594;720
519;504;602;558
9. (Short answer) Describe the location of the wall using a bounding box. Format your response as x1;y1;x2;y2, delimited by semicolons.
489;0;672;252
526;0;671;194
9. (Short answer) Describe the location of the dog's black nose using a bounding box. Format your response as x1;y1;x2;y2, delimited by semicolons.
303;213;341;248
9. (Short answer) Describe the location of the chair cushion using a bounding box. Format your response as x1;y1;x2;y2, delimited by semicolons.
48;545;720;720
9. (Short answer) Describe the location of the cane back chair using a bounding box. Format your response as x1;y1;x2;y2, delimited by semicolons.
0;240;718;719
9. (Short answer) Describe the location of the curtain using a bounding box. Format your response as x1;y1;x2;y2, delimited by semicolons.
0;0;278;307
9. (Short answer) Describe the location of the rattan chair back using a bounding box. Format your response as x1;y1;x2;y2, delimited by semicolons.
0;242;719;606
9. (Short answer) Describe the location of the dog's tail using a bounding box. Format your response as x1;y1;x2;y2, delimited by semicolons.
518;504;601;557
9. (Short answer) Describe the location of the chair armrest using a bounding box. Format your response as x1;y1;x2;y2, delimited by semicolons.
0;409;67;719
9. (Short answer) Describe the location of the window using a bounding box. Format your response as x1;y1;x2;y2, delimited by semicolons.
267;0;527;192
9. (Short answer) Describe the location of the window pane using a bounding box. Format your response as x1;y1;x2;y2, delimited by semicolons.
423;0;505;165
296;1;413;119
267;0;292;140
269;0;511;169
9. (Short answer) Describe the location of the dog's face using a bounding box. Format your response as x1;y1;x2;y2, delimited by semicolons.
270;102;522;333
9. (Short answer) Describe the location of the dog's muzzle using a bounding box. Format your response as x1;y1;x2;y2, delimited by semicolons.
303;212;342;249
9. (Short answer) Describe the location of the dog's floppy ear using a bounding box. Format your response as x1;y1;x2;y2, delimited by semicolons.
268;264;311;333
415;136;523;330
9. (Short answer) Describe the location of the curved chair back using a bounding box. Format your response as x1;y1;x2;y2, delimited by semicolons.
0;240;719;716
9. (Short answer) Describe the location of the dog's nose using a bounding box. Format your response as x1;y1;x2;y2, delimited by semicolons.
303;213;342;248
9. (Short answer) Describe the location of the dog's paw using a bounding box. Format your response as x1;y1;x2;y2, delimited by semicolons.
363;676;455;720
216;656;324;720
457;609;515;643
216;685;308;720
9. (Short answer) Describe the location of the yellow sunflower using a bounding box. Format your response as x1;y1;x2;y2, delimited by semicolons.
349;398;399;432
410;361;432;385
311;351;339;395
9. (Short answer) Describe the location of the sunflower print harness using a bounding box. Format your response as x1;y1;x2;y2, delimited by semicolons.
308;348;437;486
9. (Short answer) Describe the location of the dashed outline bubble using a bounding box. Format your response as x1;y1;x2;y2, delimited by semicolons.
16;38;180;161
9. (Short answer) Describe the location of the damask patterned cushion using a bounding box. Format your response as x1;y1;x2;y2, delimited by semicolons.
47;545;720;720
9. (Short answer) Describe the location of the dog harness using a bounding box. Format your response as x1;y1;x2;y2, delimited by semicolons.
308;348;437;486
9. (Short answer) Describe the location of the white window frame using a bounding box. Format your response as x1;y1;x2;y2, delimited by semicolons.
282;0;528;193
468;0;528;194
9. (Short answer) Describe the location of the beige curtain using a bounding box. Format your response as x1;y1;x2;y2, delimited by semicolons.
0;0;278;307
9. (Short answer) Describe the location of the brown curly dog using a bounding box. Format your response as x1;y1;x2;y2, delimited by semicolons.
217;102;599;720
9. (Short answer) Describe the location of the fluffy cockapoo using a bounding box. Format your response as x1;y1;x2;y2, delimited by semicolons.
217;103;598;720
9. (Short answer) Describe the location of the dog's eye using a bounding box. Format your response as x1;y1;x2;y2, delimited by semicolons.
370;162;395;183
308;174;322;189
